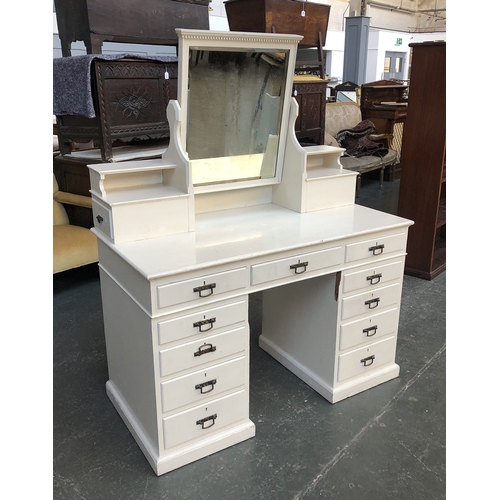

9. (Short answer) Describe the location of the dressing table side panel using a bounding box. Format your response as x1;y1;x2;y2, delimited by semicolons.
99;268;161;452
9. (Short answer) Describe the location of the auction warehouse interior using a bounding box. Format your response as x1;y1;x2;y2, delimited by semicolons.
51;1;449;498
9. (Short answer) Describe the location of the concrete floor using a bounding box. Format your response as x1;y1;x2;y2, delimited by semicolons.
53;177;446;499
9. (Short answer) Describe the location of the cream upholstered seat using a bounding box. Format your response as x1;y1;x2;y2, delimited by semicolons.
324;101;397;196
53;174;98;273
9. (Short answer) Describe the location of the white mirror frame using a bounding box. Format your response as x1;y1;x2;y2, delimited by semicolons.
175;29;302;194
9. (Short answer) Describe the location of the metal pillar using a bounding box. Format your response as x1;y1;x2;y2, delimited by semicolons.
342;16;371;86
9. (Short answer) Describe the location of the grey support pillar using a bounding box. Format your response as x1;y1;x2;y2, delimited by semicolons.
342;16;371;86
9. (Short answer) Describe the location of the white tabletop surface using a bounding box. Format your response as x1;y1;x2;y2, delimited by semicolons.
97;203;413;279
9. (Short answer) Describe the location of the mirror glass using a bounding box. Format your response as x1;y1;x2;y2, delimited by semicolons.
186;48;290;186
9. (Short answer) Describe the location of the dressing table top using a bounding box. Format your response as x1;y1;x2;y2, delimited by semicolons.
96;203;412;280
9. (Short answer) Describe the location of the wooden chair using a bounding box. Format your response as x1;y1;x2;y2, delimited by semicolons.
324;101;398;196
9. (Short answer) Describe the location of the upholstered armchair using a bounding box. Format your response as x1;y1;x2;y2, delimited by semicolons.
53;174;98;273
324;101;397;196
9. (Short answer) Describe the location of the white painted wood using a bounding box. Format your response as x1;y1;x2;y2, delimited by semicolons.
161;356;246;413
339;307;400;351
251;246;342;286
159;325;247;377
337;336;398;382
157;298;247;345
90;29;415;476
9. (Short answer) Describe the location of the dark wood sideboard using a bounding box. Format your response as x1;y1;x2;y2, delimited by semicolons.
54;0;210;56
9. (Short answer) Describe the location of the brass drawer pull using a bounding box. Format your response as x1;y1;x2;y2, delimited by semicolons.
196;413;217;429
366;273;382;285
368;244;385;255
193;283;216;297
195;379;217;394
363;325;378;337
361;355;375;367
193;317;216;332
194;343;216;357
365;297;380;309
290;261;309;274
96;215;104;224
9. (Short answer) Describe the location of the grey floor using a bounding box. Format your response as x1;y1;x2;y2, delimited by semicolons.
53;177;446;499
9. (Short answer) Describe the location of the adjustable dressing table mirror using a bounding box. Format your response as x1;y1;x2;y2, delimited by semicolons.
88;29;413;475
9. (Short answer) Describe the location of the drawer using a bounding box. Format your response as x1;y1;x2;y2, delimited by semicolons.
162;389;248;450
339;307;399;351
342;260;404;294
157;268;247;310
341;283;401;320
157;298;248;346
337;335;397;382
345;232;407;263
159;325;247;377
161;356;246;413
251;247;342;286
92;197;113;240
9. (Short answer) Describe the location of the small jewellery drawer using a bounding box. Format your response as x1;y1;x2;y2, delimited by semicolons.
159;325;247;377
157;298;248;345
342;260;404;294
341;283;401;321
251;247;342;286
162;389;248;450
92;197;113;240
345;232;407;263
339;307;400;351
156;268;247;310
337;335;397;382
161;356;246;413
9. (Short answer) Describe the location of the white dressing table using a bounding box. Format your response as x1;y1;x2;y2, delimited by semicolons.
89;30;413;475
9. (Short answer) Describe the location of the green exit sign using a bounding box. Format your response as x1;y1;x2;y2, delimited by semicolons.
396;38;403;45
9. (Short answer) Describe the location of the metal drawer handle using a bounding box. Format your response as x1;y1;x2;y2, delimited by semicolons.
363;325;378;337
361;355;375;367
193;317;216;332
193;283;216;297
195;379;217;394
365;297;380;309
196;413;217;429
194;343;216;357
368;244;385;255
96;215;104;224
290;261;309;274
366;273;382;285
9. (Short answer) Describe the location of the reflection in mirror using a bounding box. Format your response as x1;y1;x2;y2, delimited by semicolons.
186;48;289;186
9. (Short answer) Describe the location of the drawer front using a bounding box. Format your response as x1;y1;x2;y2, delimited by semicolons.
162;389;248;450
157;268;247;310
92;197;113;240
159;325;247;377
157;298;248;346
339;307;400;351
251;247;342;286
337;335;397;382
342;260;404;294
345;233;407;263
161;356;246;413
341;283;401;321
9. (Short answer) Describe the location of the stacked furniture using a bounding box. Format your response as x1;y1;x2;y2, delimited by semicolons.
224;0;331;145
397;41;446;280
90;29;413;475
360;80;408;180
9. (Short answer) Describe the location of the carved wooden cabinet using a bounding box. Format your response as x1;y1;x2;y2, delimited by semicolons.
55;57;177;162
54;0;210;56
292;76;328;145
